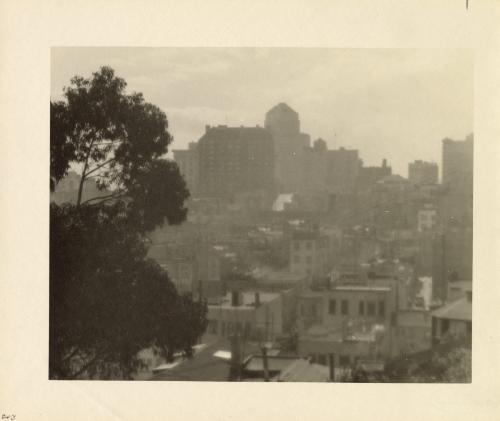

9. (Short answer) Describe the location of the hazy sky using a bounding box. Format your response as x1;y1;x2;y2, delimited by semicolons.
51;48;473;176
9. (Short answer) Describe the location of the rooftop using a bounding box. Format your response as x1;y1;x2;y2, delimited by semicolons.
431;297;472;321
275;359;330;382
208;291;281;309
265;102;298;116
151;339;262;382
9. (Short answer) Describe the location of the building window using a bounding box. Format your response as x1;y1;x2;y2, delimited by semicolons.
367;301;376;316
221;322;226;337
358;301;365;316
294;242;300;251
329;299;336;315
306;241;312;250
378;301;385;317
306;256;312;265
341;300;349;315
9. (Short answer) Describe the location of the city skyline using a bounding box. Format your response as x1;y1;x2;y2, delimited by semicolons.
51;48;473;176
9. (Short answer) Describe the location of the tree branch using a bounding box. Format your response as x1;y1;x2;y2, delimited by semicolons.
81;191;127;205
77;137;96;207
86;157;117;177
68;348;109;380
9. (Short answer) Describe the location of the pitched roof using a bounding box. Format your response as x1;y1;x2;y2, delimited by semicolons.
151;340;232;381
275;359;330;382
151;339;264;382
431;297;472;321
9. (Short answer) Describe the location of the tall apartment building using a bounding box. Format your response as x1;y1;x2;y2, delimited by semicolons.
326;147;361;194
264;103;310;192
442;134;473;194
197;125;275;199
300;138;328;193
289;229;330;281
408;160;438;185
440;134;473;226
173;142;199;196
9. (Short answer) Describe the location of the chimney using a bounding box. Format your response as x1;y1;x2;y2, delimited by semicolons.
382;159;387;168
231;290;241;307
205;124;211;133
254;292;261;307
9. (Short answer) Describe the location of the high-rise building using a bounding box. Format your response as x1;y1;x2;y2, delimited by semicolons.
264;103;310;192
440;134;473;226
197;125;275;199
325;147;361;194
442;134;473;195
300;138;328;193
408;160;438;185
173;142;199;196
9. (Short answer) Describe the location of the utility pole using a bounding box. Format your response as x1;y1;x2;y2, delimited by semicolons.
261;345;270;382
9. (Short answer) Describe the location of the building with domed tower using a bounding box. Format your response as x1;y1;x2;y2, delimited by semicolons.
264;103;311;192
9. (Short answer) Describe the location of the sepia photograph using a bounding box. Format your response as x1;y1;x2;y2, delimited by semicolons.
5;1;500;420
50;47;473;382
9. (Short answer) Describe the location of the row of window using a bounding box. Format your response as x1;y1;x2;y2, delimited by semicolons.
207;319;252;337
328;299;386;317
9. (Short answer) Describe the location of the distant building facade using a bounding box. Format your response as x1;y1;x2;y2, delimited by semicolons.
173;142;199;196
289;229;330;281
197;125;275;199
357;159;392;191
408;160;438;185
147;241;222;297
296;284;396;367
203;290;287;343
326;147;361;194
264;103;310;192
440;134;473;227
442;135;473;193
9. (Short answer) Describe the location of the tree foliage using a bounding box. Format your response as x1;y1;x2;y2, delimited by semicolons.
384;341;471;383
50;67;206;379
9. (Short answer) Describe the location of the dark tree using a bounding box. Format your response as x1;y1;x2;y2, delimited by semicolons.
50;67;205;379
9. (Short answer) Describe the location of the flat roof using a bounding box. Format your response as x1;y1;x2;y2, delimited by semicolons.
332;285;391;292
208;291;281;309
